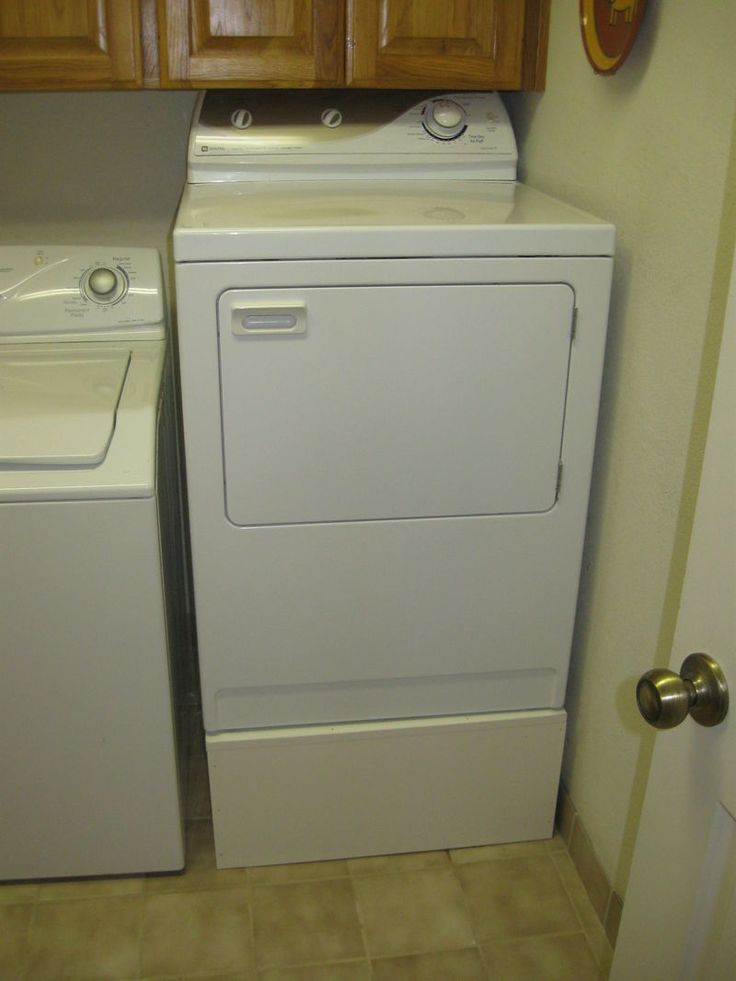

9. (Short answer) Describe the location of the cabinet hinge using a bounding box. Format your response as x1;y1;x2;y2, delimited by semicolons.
571;307;578;342
556;461;564;499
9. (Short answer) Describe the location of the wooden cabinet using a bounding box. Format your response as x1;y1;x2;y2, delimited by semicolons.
0;1;548;92
159;1;344;87
346;0;542;90
159;0;548;90
0;1;142;90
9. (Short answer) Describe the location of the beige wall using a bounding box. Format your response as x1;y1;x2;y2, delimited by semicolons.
0;91;198;265
507;4;736;896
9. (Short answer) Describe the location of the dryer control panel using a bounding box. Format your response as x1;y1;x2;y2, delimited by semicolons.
0;247;165;342
188;91;517;182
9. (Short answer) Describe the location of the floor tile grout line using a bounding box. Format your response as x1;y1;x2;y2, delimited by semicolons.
454;848;602;950
254;959;375;976
349;861;489;971
248;873;370;974
367;946;493;979
561;855;608;946
477;927;597;944
549;844;589;934
246;859;257;975
477;940;494;981
248;870;352;888
367;941;478;961
347;871;376;978
255;954;374;973
18;893;37;981
475;929;595;981
248;854;456;886
135;886;146;981
254;946;484;971
447;850;486;958
548;845;611;971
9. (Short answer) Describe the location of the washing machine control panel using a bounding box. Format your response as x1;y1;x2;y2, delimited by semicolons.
188;90;517;182
0;247;165;341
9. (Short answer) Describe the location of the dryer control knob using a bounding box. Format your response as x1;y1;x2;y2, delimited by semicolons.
423;99;467;141
231;108;253;130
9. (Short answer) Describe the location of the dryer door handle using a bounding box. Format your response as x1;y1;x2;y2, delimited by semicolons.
231;305;307;336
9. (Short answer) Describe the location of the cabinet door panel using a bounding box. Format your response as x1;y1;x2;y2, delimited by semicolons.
162;0;343;87
347;0;528;88
0;1;141;89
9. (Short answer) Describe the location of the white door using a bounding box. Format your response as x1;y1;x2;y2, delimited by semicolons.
610;255;736;979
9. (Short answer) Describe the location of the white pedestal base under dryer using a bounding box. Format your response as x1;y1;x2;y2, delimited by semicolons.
174;92;615;868
0;247;186;880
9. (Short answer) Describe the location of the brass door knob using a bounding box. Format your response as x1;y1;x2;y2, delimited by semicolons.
636;653;729;729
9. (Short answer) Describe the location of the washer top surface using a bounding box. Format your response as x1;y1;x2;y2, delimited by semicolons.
174;180;615;261
0;246;166;501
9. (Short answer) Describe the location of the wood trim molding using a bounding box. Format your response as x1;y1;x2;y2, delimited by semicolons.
520;0;550;90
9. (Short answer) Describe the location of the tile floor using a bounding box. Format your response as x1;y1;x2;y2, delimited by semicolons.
0;711;614;980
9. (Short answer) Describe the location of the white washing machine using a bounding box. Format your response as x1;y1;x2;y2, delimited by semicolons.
0;246;185;880
174;91;615;867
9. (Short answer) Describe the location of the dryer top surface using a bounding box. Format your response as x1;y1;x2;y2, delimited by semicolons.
174;181;615;262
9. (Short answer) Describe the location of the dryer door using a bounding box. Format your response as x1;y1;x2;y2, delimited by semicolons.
218;284;574;526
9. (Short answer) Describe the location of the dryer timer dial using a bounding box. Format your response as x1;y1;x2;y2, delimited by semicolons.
423;99;467;141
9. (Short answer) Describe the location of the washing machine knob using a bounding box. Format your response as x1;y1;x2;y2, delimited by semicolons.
88;267;119;297
423;99;467;141
82;265;127;304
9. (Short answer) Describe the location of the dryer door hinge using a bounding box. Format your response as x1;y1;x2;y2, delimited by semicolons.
571;307;578;342
556;461;564;500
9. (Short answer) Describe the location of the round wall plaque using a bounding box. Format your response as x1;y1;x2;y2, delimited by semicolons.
580;0;647;74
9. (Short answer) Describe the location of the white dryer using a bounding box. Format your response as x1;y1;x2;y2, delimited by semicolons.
0;247;185;880
173;91;615;867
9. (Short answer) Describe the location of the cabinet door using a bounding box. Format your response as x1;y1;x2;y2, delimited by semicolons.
0;1;141;90
161;0;343;87
346;0;545;89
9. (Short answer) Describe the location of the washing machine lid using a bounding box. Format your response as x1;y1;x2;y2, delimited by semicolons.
0;349;129;467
